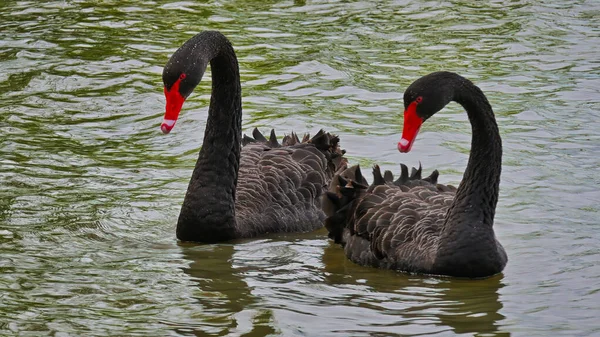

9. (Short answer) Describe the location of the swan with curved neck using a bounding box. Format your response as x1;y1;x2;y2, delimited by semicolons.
324;71;507;278
161;31;346;243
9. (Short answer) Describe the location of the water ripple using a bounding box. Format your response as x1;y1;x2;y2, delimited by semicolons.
1;0;599;336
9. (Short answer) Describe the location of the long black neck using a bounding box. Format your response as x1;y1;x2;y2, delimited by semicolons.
439;76;502;249
176;32;242;242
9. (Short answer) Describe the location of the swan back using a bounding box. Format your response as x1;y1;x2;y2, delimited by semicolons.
323;164;457;273
234;129;347;238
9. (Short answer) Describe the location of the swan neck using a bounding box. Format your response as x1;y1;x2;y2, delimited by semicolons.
198;41;242;177
446;80;502;231
176;32;242;242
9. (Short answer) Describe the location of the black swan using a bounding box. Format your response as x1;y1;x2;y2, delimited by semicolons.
161;31;346;242
323;72;507;278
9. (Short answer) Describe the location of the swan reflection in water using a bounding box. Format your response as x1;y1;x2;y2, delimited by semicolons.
174;235;509;336
175;242;277;337
321;242;510;336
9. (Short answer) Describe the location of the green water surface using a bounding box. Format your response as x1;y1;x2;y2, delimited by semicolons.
1;1;599;336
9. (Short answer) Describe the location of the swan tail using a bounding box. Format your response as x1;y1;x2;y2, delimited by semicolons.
323;162;444;245
305;129;348;174
323;165;368;244
242;127;348;177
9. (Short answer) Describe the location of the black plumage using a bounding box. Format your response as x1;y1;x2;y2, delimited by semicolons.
323;72;507;278
162;31;347;243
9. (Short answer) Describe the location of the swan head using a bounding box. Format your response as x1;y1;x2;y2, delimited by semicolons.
161;50;205;134
398;72;456;152
160;73;186;134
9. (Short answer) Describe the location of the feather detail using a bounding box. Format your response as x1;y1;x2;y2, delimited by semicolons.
236;129;347;237
323;163;456;273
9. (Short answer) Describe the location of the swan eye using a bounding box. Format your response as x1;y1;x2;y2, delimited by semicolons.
179;73;187;80
415;96;423;104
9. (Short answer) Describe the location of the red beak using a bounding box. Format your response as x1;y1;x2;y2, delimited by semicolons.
398;101;423;153
161;79;185;134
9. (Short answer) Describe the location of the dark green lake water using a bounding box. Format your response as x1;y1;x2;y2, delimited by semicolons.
1;1;599;336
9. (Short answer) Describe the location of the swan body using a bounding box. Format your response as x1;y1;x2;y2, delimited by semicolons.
324;72;507;278
161;31;346;243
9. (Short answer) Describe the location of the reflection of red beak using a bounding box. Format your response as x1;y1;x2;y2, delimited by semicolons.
398;101;423;153
161;79;185;134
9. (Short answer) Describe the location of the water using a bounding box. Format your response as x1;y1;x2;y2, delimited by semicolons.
1;0;599;336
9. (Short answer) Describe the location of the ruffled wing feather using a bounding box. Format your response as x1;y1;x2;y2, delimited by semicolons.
235;128;347;237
